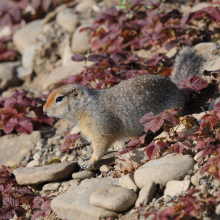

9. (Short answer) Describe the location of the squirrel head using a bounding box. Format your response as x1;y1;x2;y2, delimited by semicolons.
43;84;90;123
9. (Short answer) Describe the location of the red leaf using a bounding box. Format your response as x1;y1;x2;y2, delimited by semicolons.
3;196;19;208
15;116;33;134
144;141;159;159
71;54;86;62
4;117;17;134
0;207;15;219
32;196;44;208
119;147;135;155
127;138;140;147
139;112;154;123
144;118;164;133
31;210;45;220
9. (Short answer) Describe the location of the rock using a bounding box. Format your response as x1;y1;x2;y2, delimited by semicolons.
110;139;126;151
13;162;78;185
54;119;73;132
216;204;220;215
119;173;139;192
194;150;203;163
100;165;114;173
164;180;190;197
204;57;220;72
70;126;81;135
72;170;96;180
0;131;41;166
135;181;156;207
71;24;91;54
13;20;43;54
62;43;75;66
59;181;71;193
134;153;194;189
16;66;32;81
36;139;46;150
90;184;137;212
56;8;78;33
191;2;210;12
75;0;96;13
51;178;119;220
0;61;21;91
33;151;42;161
208;97;220;111
42;60;85;90
43;181;61;191
27;160;40;168
213;179;220;188
0;26;11;38
194;42;217;60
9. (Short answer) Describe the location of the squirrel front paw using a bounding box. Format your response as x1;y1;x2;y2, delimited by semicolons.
81;160;96;170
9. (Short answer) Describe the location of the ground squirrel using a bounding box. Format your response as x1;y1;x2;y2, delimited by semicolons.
43;46;208;168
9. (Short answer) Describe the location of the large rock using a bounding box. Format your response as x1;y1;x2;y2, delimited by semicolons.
90;184;137;212
42;60;85;90
71;24;91;54
119;173;138;192
0;131;41;166
14;162;78;185
13;20;43;54
134;153;194;189
0;61;21;91
194;42;217;60
72;170;97;180
51;178;119;220
56;8;78;33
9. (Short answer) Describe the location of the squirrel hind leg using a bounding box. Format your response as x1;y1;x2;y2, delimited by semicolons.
82;141;110;170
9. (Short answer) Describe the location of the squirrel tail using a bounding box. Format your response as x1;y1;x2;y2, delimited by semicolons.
170;46;208;84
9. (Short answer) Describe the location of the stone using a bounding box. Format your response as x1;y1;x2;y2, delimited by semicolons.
100;165;114;173
33;151;42;161
90;184;137;212
13;162;78;185
135;181;156;207
0;131;41;166
71;24;91;54
216;204;220;215
43;181;61;191
213;179;220;188
54;119;73;132
72;170;96;180
164;180;190;197
134;153;194;189
13;20;43;54
0;61;21;91
208;97;220;111
119;173;139;192
56;8;78;33
194;150;203;163
110;139;126;151
51;178;119;220
62;43;75;66
194;42;217;59
70;126;81;135
42;60;85;90
59;181;71;193
27;160;40;168
191;2;210;12
75;0;96;13
204;57;220;72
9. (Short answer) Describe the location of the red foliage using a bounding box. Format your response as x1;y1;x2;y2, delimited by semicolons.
0;90;54;135
60;134;80;152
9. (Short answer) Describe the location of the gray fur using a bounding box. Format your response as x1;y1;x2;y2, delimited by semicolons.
170;46;208;84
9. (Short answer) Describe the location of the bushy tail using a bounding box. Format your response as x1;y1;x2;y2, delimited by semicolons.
170;46;208;84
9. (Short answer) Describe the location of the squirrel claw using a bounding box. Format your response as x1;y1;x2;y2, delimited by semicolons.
81;161;95;170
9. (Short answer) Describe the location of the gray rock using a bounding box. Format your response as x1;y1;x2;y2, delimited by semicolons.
14;162;78;185
164;180;190;197
33;151;42;161
13;20;43;54
56;8;78;33
0;61;21;91
191;2;210;12
75;0;96;13
62;43;75;66
134;154;194;189
72;170;96;180
27;160;40;168
0;131;41;166
135;181;156;207
42;60;85;90
215;204;220;215
51;178;119;220
100;165;114;173
43;181;61;191
59;181;71;193
204;57;220;72
119;173;139;192
90;184;137;212
71;24;91;54
194;150;203;163
194;42;217;59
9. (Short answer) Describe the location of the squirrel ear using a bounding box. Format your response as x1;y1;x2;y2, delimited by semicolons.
73;88;78;96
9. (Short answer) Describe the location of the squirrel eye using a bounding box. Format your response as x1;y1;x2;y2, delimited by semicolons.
56;96;64;103
73;89;78;96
